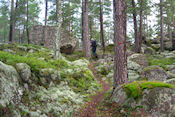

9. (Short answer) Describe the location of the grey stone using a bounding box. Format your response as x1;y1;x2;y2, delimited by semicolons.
138;88;175;116
30;25;78;54
0;61;22;107
3;49;15;54
16;63;31;83
112;85;175;116
39;68;61;84
141;65;168;81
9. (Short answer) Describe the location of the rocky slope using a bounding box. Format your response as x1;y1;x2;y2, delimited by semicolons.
0;44;101;117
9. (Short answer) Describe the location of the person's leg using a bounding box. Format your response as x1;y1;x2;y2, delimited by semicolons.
94;47;98;58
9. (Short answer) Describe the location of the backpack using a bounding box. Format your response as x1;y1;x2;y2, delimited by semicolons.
91;40;97;47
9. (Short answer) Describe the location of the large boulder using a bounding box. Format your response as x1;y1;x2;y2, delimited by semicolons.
141;65;169;81
16;63;31;83
30;25;78;54
138;87;175;116
112;81;175;116
0;61;22;107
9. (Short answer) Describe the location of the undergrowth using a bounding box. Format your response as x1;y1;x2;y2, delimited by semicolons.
147;56;175;69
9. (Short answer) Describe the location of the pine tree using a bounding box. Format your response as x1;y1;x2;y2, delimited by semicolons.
113;0;128;87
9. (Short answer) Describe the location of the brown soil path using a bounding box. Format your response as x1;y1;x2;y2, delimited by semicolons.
76;61;111;117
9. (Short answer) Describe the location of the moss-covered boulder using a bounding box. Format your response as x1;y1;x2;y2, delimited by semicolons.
0;61;23;107
112;81;175;116
141;65;169;81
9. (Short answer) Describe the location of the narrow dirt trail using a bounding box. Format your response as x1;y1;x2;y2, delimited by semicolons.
76;61;111;117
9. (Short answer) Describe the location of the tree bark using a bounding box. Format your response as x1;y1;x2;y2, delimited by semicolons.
131;0;139;53
160;0;164;52
138;0;143;53
68;0;72;35
113;0;128;87
90;15;93;40
82;0;91;59
81;0;85;51
100;0;105;56
55;0;62;59
27;0;30;44
43;0;48;45
9;0;15;43
45;0;48;26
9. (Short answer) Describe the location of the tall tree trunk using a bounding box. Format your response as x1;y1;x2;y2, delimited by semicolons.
68;0;72;35
100;0;105;56
43;0;48;45
138;0;143;53
113;0;128;87
81;0;85;51
27;0;30;44
131;0;139;53
45;0;48;26
82;0;91;59
90;15;93;40
55;0;62;59
160;0;164;52
9;0;15;43
22;25;25;44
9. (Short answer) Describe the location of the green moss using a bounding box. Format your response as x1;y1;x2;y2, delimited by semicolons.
63;50;85;61
0;51;56;73
123;81;175;100
27;51;52;61
147;56;175;69
106;44;114;52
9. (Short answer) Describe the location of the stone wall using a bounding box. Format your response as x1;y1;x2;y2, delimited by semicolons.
30;25;78;54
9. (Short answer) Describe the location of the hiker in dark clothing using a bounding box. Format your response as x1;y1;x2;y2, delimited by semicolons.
91;39;98;58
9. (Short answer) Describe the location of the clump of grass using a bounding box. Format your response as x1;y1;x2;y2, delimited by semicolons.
147;56;175;69
123;81;175;100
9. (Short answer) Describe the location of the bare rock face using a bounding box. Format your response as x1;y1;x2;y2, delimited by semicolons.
30;25;78;54
0;61;22;107
141;65;169;81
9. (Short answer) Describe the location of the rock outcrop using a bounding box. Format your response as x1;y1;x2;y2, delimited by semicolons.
30;25;78;54
0;61;23;107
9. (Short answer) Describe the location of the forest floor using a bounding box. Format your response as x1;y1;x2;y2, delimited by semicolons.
76;61;111;117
